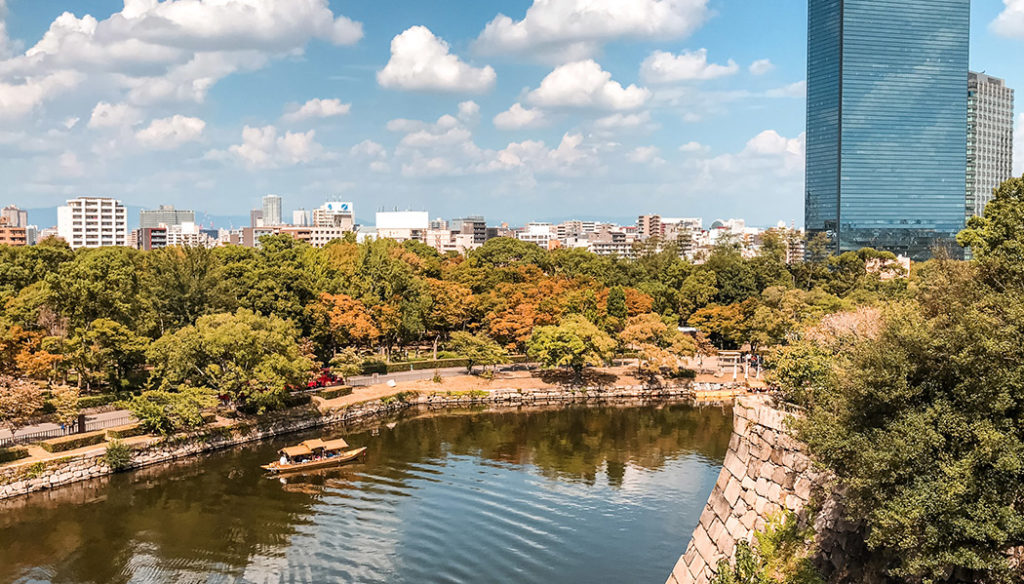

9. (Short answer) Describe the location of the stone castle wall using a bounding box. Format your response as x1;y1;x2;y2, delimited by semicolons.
667;397;820;584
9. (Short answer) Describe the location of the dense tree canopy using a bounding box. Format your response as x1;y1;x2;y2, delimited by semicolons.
770;176;1024;582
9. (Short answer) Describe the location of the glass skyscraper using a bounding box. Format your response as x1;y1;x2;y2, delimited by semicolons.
805;0;971;260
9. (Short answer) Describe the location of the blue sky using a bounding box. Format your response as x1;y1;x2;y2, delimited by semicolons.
0;0;1021;228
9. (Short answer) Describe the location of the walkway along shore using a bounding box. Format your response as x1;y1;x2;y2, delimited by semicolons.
0;382;745;501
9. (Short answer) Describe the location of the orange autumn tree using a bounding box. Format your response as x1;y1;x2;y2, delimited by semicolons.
309;293;381;358
619;313;696;376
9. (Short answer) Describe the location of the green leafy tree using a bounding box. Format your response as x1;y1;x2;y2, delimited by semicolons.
70;319;150;391
142;246;233;334
329;348;364;383
147;310;316;414
606;286;628;323
50;385;80;428
527;315;616;382
447;331;507;374
46;247;144;333
790;270;1024;580
678;269;719;320
126;387;217;435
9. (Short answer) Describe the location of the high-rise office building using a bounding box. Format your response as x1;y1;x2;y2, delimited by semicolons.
57;197;128;249
139;205;195;229
262;195;283;226
250;209;263;228
1;205;28;228
450;216;488;245
967;72;1015;219
292;209;310;227
806;0;971;260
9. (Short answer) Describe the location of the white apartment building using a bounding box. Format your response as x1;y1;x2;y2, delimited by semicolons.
376;211;428;242
57;197;128;249
312;202;355;230
967;72;1015;219
516;222;556;247
166;222;218;248
425;229;478;255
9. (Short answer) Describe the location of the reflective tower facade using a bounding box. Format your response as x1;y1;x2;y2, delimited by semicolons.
805;0;970;260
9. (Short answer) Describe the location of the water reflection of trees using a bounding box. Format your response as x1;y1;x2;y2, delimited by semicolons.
355;403;732;488
0;447;320;584
0;403;732;583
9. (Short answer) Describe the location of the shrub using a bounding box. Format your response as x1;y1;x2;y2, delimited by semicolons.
77;394;121;409
361;360;388;375
317;386;353;400
40;431;106;453
667;368;697;381
709;513;823;584
103;439;133;472
106;423;145;439
0;447;30;463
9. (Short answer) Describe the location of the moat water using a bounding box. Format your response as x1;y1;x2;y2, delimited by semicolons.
0;403;732;584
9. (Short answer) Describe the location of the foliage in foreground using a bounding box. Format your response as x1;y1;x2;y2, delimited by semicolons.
772;176;1024;583
710;514;823;584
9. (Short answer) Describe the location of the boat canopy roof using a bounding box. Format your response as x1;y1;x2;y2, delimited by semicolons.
301;439;328;451
322;438;349;452
280;445;312;458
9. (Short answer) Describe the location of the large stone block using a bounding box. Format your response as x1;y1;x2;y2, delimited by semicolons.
692;526;719;565
724;454;747;482
723;477;743;506
755;477;770;497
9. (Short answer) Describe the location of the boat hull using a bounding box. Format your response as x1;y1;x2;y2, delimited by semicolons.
262;447;367;474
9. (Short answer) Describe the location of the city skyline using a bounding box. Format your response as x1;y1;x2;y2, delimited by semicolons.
0;0;1022;226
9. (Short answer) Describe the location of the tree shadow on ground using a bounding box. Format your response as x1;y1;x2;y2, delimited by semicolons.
535;368;618;388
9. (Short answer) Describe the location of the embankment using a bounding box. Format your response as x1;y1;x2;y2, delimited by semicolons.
1;384;724;501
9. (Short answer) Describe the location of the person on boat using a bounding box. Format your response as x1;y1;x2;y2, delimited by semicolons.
279;454;288;466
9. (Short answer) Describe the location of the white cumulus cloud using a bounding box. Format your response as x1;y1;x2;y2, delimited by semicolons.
749;59;775;75
475;0;709;62
627;146;665;165
88;102;143;128
0;0;13;59
0;0;363;111
282;98;351;123
0;71;83;119
135;115;205;149
593;111;654;131
493;103;547;130
640;49;738;84
210;125;325;169
378;26;496;93
680;141;709;153
527;60;650;111
992;0;1024;37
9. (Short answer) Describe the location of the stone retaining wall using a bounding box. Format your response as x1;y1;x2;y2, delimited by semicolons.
1;384;712;501
667;396;820;584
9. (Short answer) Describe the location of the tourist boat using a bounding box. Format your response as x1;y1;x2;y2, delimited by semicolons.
261;438;367;474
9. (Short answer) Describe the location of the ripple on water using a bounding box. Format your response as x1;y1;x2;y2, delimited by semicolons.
1;404;732;584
